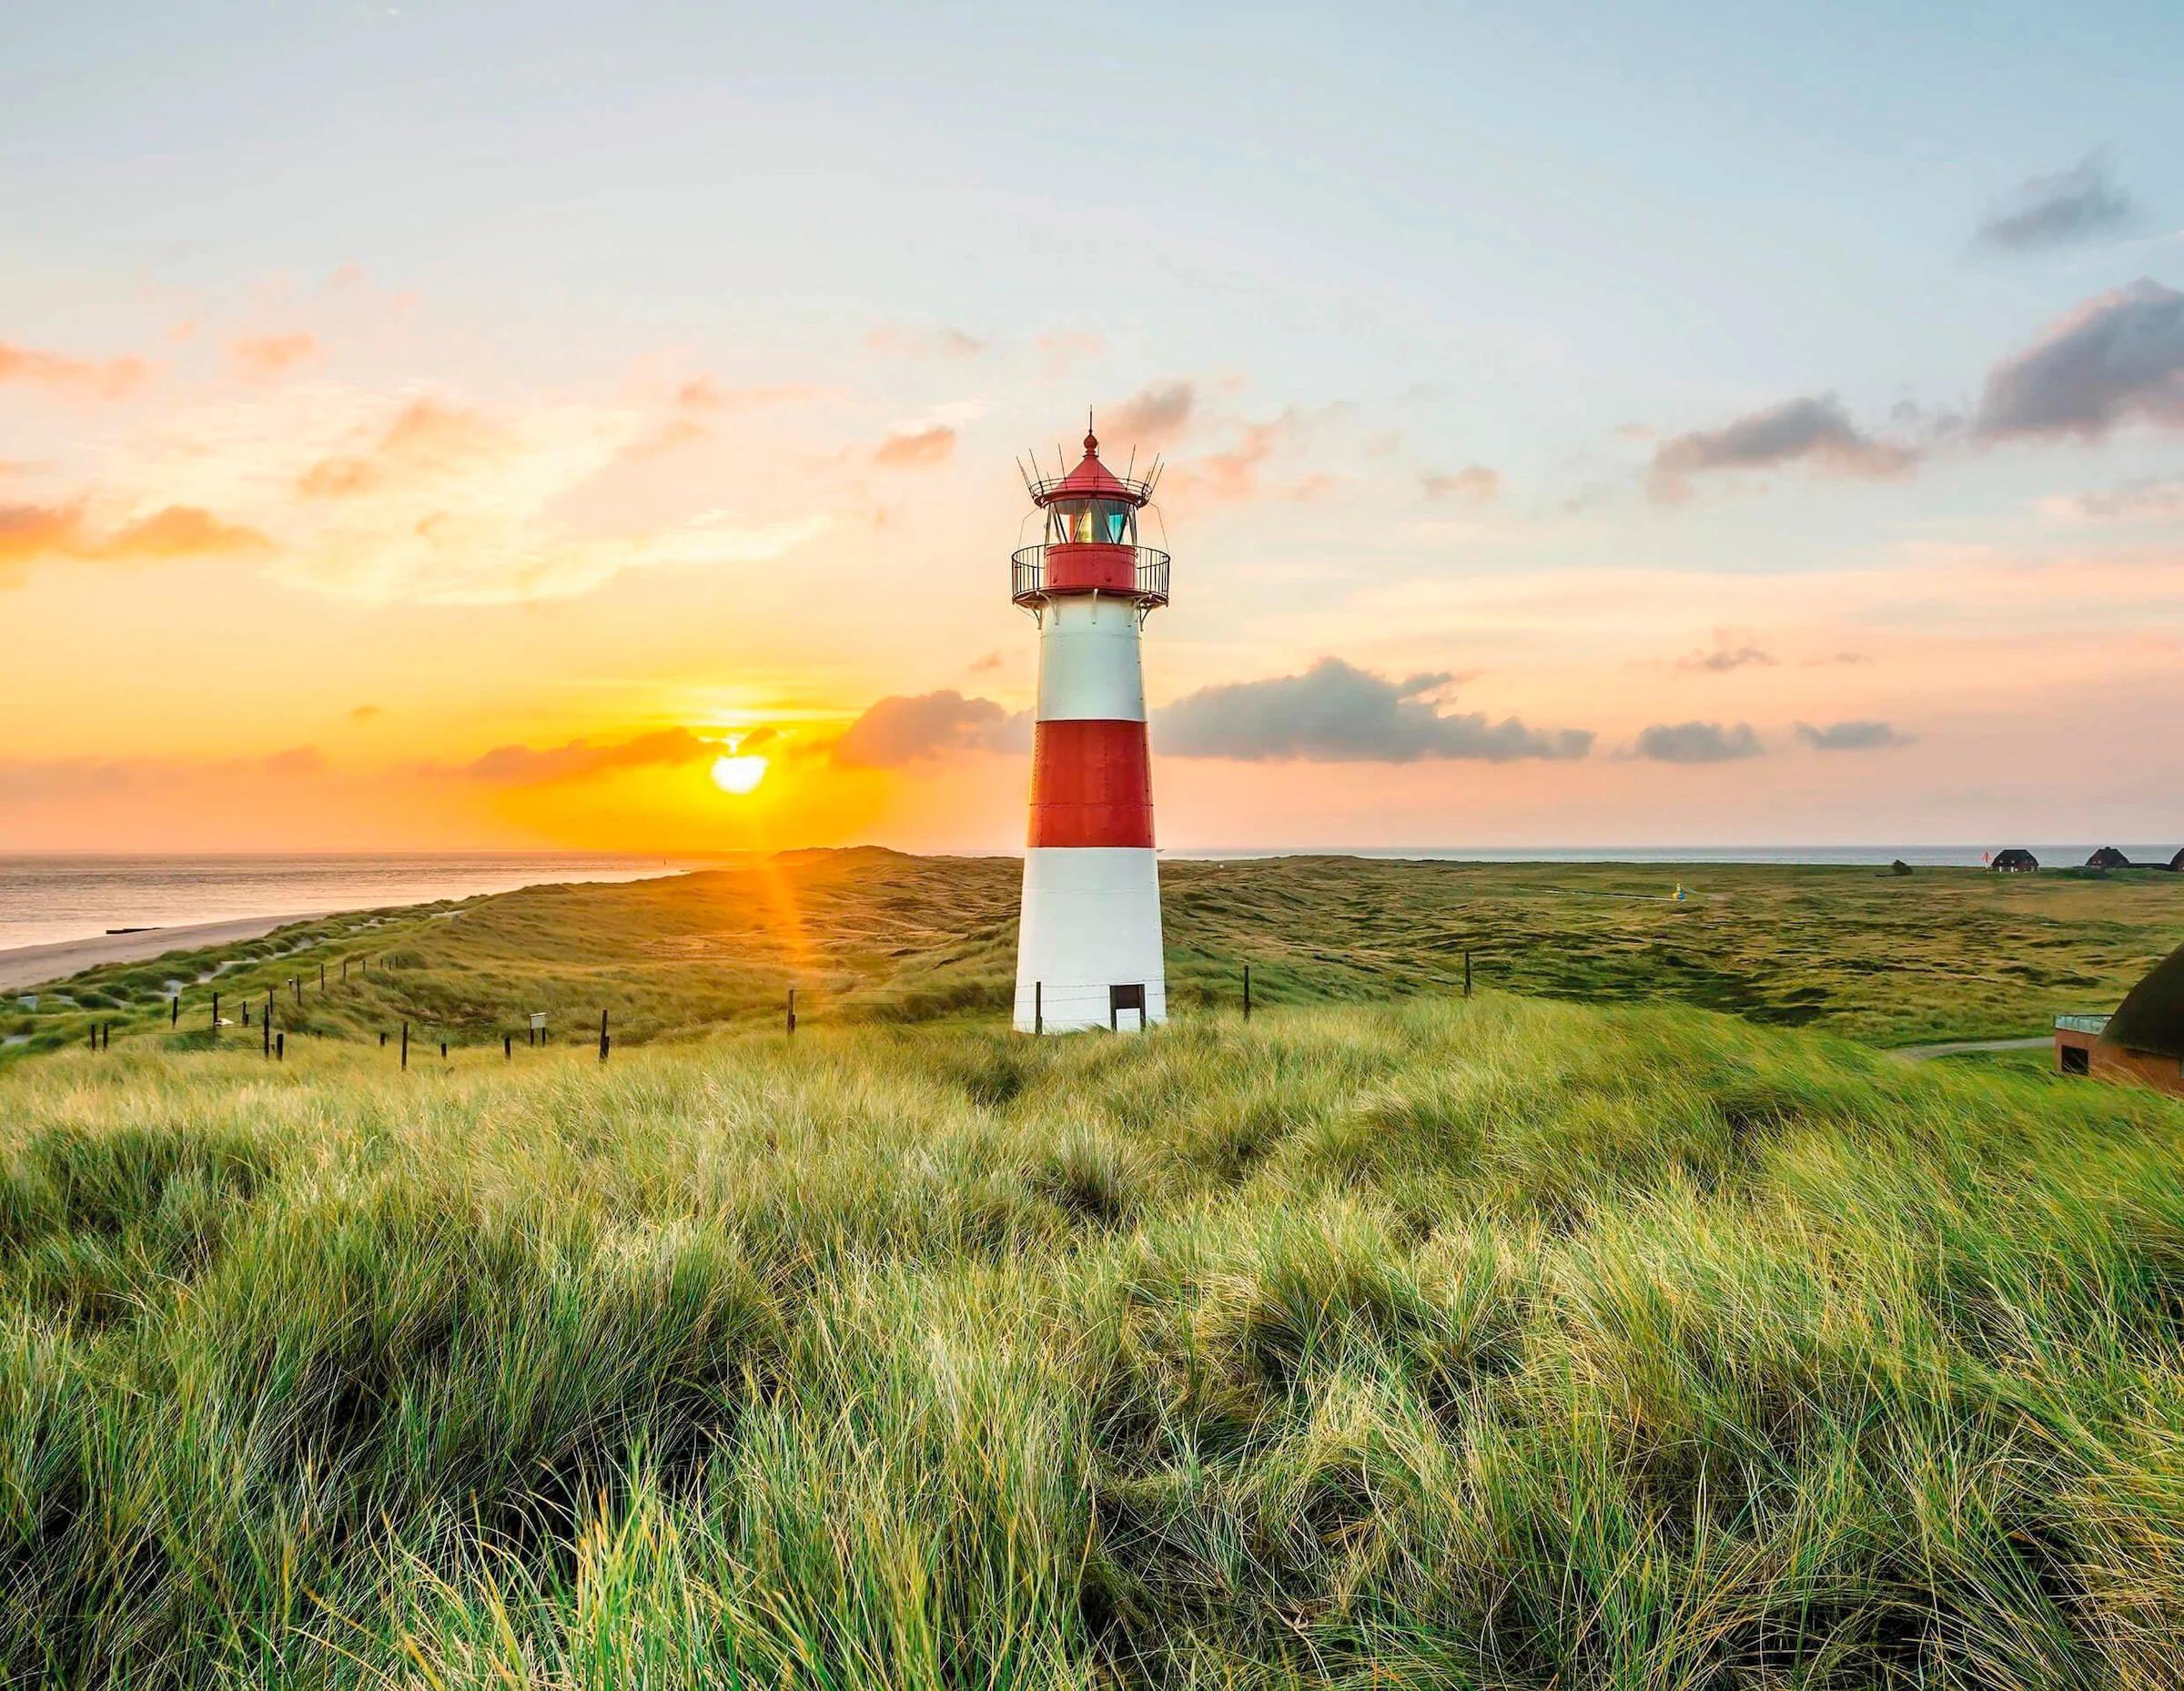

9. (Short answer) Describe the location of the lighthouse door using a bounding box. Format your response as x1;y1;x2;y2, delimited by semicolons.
1109;982;1147;1032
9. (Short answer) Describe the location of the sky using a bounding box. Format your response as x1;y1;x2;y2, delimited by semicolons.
3;0;2181;854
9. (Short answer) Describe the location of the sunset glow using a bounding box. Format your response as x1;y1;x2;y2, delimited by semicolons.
3;6;2180;855
711;754;770;796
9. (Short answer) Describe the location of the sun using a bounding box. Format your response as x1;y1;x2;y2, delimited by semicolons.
710;754;768;795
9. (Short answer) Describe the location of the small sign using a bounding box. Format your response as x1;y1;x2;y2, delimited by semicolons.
529;1012;546;1031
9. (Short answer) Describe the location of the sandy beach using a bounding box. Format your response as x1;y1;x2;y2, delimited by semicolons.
0;912;331;994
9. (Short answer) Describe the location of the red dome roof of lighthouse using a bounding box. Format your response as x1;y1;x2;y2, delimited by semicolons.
1037;429;1149;507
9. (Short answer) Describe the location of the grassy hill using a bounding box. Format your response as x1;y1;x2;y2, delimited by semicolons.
2;997;2180;1687
11;850;2184;1063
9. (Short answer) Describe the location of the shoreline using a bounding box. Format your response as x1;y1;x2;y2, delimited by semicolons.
0;912;337;994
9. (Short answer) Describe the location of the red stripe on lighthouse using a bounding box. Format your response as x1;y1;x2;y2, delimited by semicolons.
1027;719;1153;847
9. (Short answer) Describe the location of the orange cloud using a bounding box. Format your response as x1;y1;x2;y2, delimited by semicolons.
0;500;269;582
440;727;723;785
874;425;956;469
297;397;497;498
231;332;320;379
0;339;150;400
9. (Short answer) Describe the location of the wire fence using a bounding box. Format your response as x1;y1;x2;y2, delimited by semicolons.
53;946;1488;1068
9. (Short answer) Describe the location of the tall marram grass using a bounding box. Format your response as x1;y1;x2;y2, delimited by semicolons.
3;996;2182;1687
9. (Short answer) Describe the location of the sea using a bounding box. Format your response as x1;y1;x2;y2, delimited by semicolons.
1;845;2173;954
0;854;733;952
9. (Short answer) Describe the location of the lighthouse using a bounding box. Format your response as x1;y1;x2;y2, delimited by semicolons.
1010;426;1170;1034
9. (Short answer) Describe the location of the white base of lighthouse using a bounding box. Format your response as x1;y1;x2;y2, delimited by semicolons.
1013;847;1167;1033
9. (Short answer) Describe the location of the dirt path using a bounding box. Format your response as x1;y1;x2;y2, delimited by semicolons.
1893;1036;2051;1060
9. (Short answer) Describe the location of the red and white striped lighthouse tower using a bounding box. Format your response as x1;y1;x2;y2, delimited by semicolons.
1010;426;1170;1033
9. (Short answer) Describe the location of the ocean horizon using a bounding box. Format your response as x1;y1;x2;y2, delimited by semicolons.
4;844;2176;953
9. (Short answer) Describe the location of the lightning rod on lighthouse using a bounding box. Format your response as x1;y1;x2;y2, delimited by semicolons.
1010;423;1170;1033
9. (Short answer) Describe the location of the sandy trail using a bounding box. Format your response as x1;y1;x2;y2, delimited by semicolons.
0;912;335;994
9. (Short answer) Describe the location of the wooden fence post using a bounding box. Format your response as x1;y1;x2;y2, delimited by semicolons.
1464;950;1472;999
504;1033;511;1059
1034;980;1042;1037
1243;965;1252;1021
599;1009;610;1062
319;963;326;991
276;1033;284;1062
786;989;796;1037
211;990;219;1031
400;1022;408;1070
171;996;179;1028
262;1011;270;1058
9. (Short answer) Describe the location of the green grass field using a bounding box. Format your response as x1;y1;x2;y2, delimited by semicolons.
12;851;2184;1061
5;855;2183;1686
4;997;2182;1687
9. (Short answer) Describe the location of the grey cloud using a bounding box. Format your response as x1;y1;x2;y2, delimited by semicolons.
1650;396;1918;501
831;692;1028;767
1633;721;1764;764
1106;380;1195;444
2064;473;2184;520
1976;280;2184;440
1156;658;1592;763
1976;154;2134;253
1795;720;1914;752
1675;644;1776;673
1422;464;1501;503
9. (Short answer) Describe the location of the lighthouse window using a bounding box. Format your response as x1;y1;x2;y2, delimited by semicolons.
1049;499;1135;545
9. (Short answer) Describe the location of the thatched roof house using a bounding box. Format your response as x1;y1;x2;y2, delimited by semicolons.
1992;848;2038;873
2055;939;2184;1097
2087;846;2134;870
2103;945;2184;1064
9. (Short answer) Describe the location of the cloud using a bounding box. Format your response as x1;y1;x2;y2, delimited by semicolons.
0;500;270;583
874;425;956;469
1674;642;1776;673
1105;380;1195;445
1422;465;1501;503
2049;473;2184;521
831;692;1026;767
296;397;496;498
866;324;984;359
1633;721;1764;763
1649;396;1918;501
222;385;838;602
260;745;328;778
1975;154;2134;253
0;339;150;400
1975;279;2184;440
451;728;721;785
968;650;1004;673
0;759;135;803
231;332;319;379
1795;720;1914;752
350;704;383;724
1156;658;1592;763
1037;331;1104;377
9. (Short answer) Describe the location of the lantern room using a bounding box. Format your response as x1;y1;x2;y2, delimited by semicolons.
1012;428;1169;611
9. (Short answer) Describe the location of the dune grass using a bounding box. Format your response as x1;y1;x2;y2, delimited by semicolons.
4;994;2182;1686
14;850;2184;1067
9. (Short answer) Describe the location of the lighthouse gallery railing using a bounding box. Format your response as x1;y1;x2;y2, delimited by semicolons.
1010;544;1169;609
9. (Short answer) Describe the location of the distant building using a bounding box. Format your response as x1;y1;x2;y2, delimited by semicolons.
1992;848;2039;873
2171;847;2184;873
2086;846;2134;870
2055;941;2184;1099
